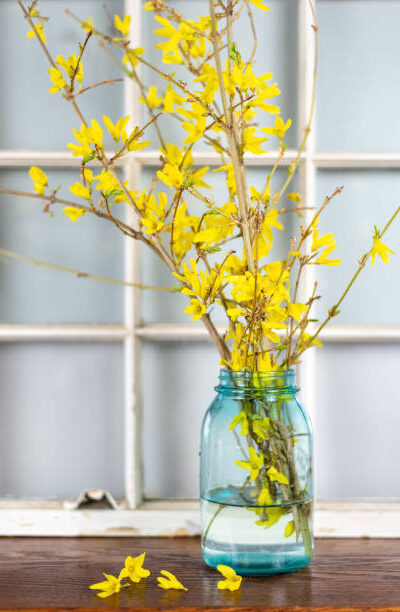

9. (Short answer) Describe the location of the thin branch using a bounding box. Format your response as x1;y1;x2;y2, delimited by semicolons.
74;78;124;96
293;204;400;362
0;247;177;292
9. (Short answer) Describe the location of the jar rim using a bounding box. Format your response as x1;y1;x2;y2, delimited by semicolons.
217;368;298;392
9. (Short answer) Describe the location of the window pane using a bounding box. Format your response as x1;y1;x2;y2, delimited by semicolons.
315;343;400;500
0;342;124;499
140;166;298;324
0;0;124;150
317;0;400;152
314;169;400;325
141;0;298;149
142;340;218;498
0;168;124;324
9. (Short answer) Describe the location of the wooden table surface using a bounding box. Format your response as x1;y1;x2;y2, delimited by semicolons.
0;537;399;611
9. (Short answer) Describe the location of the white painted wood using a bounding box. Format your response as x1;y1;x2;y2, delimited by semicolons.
3;149;400;168
123;0;143;510
315;502;400;538
318;325;400;343
136;323;227;341
0;324;128;341
314;151;400;168
136;323;400;343
0;500;398;537
0;323;399;344
0;151;124;167
0;501;200;537
289;0;318;427
133;149;301;166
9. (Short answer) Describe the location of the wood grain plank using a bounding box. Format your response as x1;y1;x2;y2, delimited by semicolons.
0;538;399;610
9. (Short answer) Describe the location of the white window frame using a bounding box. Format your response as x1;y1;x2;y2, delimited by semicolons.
0;0;399;537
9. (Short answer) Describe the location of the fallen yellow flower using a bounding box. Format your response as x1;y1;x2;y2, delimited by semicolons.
157;569;187;591
120;552;151;583
217;565;242;591
89;571;124;598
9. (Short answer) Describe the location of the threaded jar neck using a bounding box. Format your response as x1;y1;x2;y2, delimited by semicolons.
216;368;298;394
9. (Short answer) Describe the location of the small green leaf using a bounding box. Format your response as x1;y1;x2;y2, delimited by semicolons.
202;246;222;253
83;152;95;163
229;42;242;65
105;188;124;198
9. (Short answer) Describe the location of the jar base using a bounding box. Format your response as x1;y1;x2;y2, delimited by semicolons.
201;543;312;576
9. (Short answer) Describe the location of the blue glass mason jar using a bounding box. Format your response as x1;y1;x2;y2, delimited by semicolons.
200;369;313;576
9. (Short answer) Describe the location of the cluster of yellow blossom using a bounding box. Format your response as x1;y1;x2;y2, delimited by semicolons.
48;53;84;94
67;116;149;163
153;15;211;65
24;1;397;377
26;8;46;43
89;553;242;597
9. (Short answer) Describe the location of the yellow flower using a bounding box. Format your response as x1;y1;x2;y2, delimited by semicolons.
141;214;164;234
251;82;281;114
123;47;145;68
154;17;184;65
157;163;184;189
68;120;103;158
103;115;130;142
69;182;91;200
255;506;285;528
175;258;225;302
82;168;94;185
214;163;237;196
195;63;219;104
287;192;301;203
164;84;184;114
29;166;48;195
183;117;207;146
125;128;150;152
81;18;93;32
144;1;155;10
217;565;242;592
288;303;307;322
188;167;211;190
371;237;394;265
315;246;341;266
157;570;187;591
56;53;84;84
284;521;295;538
114;14;131;37
94;169;119;194
267;465;289;485
227;307;245;322
48;67;66;94
258;486;272;506
27;23;46;43
229;410;249;437
140;86;162;109
120;553;151;583
248;0;270;12
89;571;124;598
236;447;263;481
63;207;86;222
262;116;291;140
252;417;271;441
242;128;267;155
184;299;206;321
311;223;341;266
161;143;192;168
